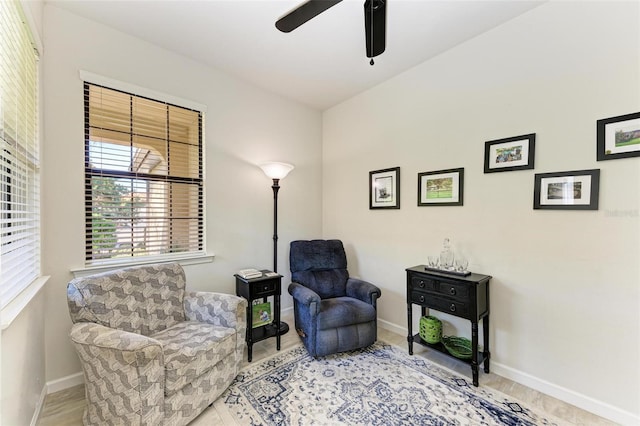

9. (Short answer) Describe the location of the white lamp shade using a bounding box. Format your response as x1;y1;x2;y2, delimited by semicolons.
259;162;294;180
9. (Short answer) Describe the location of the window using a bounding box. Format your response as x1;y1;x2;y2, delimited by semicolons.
0;0;41;309
84;83;203;265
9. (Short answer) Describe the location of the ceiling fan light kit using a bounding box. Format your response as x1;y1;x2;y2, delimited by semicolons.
275;0;387;65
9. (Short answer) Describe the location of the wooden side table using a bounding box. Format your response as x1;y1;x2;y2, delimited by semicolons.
235;270;289;362
406;265;491;386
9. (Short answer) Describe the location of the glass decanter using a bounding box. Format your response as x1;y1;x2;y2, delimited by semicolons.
439;238;454;270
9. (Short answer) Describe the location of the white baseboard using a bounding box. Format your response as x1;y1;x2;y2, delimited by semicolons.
29;386;47;426
378;319;638;425
46;371;84;394
378;317;406;337
491;362;639;425
282;306;294;317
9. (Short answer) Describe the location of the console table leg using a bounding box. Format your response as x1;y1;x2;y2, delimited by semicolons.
483;315;490;373
472;321;479;386
407;304;414;355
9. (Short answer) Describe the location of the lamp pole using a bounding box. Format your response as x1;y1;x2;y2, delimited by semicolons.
271;178;280;273
259;162;294;273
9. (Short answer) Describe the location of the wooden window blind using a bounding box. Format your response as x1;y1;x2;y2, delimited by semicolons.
84;83;203;265
0;0;40;309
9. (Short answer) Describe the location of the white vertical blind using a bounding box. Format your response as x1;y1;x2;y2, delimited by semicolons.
84;83;203;265
0;0;41;309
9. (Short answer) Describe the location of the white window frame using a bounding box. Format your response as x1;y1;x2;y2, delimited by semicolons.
76;71;212;276
0;0;49;329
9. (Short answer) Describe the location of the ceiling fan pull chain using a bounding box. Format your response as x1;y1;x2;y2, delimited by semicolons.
369;0;375;65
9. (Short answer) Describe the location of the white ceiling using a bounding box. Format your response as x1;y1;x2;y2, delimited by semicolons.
48;0;544;110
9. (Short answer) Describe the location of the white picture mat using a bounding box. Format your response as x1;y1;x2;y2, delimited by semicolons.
371;171;396;207
604;117;640;154
420;172;460;203
539;175;592;205
488;139;530;169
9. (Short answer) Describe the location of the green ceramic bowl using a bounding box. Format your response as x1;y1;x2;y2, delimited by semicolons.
441;336;473;359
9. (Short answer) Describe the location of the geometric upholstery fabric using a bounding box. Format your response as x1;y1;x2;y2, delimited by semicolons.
67;263;187;336
151;321;236;395
288;240;382;358
67;263;247;426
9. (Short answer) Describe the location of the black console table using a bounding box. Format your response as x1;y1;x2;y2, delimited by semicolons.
406;265;491;386
235;270;289;362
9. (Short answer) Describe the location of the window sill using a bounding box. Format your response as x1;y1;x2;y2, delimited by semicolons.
1;275;50;330
70;253;215;278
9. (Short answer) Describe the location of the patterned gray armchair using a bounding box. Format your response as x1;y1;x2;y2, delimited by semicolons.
67;263;247;426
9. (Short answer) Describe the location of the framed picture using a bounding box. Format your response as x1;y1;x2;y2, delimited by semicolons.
252;301;272;328
484;133;535;173
533;169;600;210
417;168;464;206
369;167;400;209
597;112;640;161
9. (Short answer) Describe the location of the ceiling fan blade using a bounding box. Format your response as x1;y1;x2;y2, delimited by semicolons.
364;0;386;58
276;0;343;33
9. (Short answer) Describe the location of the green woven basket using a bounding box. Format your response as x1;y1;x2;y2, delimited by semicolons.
419;316;442;344
441;336;472;359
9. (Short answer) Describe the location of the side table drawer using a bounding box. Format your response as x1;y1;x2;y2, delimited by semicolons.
437;281;469;300
255;281;276;296
428;296;470;318
411;290;470;318
410;290;430;305
411;276;436;291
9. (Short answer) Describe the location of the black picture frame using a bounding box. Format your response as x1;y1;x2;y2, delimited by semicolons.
597;112;640;161
533;169;600;210
484;133;536;173
369;167;400;209
417;168;464;206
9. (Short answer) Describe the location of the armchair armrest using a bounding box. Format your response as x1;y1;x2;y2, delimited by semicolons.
184;291;247;330
346;277;382;306
70;322;162;353
69;322;164;425
288;282;321;306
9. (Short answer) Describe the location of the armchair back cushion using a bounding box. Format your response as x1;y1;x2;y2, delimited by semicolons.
290;239;348;299
67;263;186;336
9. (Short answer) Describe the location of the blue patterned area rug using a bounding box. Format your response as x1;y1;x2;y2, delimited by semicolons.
214;342;565;425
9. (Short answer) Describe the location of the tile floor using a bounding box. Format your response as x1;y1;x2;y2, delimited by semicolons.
38;312;616;425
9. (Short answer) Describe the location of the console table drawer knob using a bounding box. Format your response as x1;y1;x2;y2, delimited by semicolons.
419;295;425;303
449;304;456;312
449;288;456;296
419;280;425;288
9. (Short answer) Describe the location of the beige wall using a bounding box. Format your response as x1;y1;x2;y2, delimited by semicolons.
1;1;47;425
1;292;47;425
5;1;640;425
323;1;639;423
41;3;322;386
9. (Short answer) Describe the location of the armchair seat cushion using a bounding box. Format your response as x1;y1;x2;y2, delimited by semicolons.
151;321;237;395
317;297;376;330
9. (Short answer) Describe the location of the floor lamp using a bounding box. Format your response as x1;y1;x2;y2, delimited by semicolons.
259;162;294;273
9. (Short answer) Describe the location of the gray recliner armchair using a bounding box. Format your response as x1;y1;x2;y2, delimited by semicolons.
288;239;382;357
67;263;247;426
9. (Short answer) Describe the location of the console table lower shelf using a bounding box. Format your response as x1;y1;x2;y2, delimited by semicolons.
411;334;489;369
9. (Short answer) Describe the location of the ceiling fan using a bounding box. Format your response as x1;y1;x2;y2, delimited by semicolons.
275;0;387;65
